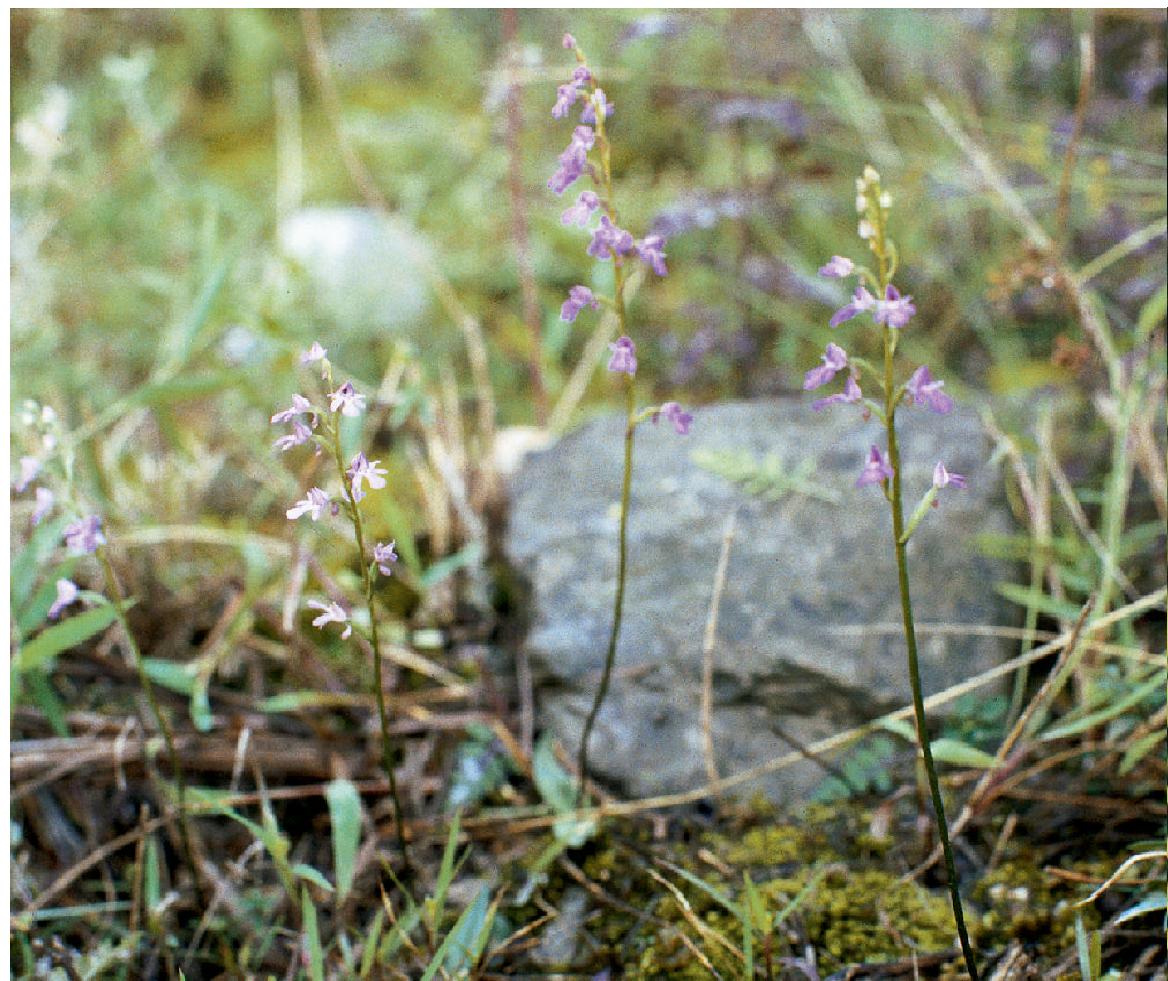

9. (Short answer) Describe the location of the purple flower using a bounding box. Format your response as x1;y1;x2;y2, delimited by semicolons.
803;342;849;391
812;374;863;412
301;342;327;365
580;89;614;125
587;215;636;260
561;285;600;322
635;235;668;276
874;285;916;328
286;487;330;521
562;32;577;50
552;82;581;120
654;401;693;435
306;599;352;640
64;515;106;555
561;190;600;226
14;456;40;493
856;445;893;488
33;486;54;526
829;287;877;328
328;382;365;417
905;365;954;415
607;336;637;375
271;394;312;425
933;462;967;490
547;126;594;194
347;452;388;503
47;578;80;621
274;420;313;452
818;256;855;278
374;540;398;577
48;578;80;620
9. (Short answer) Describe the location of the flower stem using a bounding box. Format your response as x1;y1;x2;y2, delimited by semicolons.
882;327;979;981
577;372;636;806
95;546;206;907
330;425;411;868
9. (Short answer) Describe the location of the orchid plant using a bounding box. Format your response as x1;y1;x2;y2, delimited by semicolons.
273;343;409;864
548;33;693;804
804;166;979;980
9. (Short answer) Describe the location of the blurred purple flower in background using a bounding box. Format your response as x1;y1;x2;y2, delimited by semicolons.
933;462;967;490
655;401;693;435
635;235;668;276
818;255;855;278
14;455;40;492
33;486;54;525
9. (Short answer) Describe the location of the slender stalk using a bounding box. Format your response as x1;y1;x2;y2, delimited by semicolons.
95;547;206;906
874;208;979;979
577;374;635;805
328;419;410;866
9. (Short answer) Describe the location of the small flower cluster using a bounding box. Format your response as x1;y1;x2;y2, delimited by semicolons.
549;34;691;436
274;343;400;642
804;166;964;502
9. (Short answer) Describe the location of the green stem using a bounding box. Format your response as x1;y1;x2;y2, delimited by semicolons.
95;547;206;907
330;424;410;867
879;270;978;977
577;374;635;806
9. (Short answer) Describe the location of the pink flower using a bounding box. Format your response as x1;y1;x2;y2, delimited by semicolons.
274;420;313;452
64;515;106;555
607;336;637;376
271;394;312;425
561;190;600;227
47;579;80;620
874;285;916;328
286;488;330;521
32;487;54;525
374;540;398;577
306;599;351;640
654;401;693;435
829;287;877;328
803;342;848;391
905;365;954;415
562;33;577;50
818;256;855;278
347;452;388;503
14;456;40;493
812;374;863;412
301;342;327;364
932;462;967;490
856;445;893;489
328;382;366;417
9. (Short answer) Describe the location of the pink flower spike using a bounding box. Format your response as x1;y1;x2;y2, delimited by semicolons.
286;487;330;521
856;445;893;488
306;599;352;640
47;579;80;620
818;256;855;278
933;462;967;490
328;381;366;417
803;342;848;391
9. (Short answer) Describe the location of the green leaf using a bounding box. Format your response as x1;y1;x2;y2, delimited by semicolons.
1136;283;1166;343
1115;892;1168;925
1119;729;1166;776
293;863;335;893
422;884;494;981
742;871;768;932
378;901;421;964
532;734;595;847
142;658;198;696
10;515;74;617
995;582;1084;622
24;670;69;736
326;778;363;902
429;810;462;928
927;738;1001;769
131;370;243;408
15;602;123;673
302;886;325;981
1041;671;1166;741
420;542;483;590
190;675;213;733
359;907;385;978
144;835;162;931
878;717;917;741
1074;912;1101;981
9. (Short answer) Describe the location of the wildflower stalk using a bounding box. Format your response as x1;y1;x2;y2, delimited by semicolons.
871;207;980;981
322;390;410;867
94;545;206;906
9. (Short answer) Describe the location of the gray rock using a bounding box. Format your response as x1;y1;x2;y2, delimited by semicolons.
531;886;591;969
278;207;431;332
507;399;1014;802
